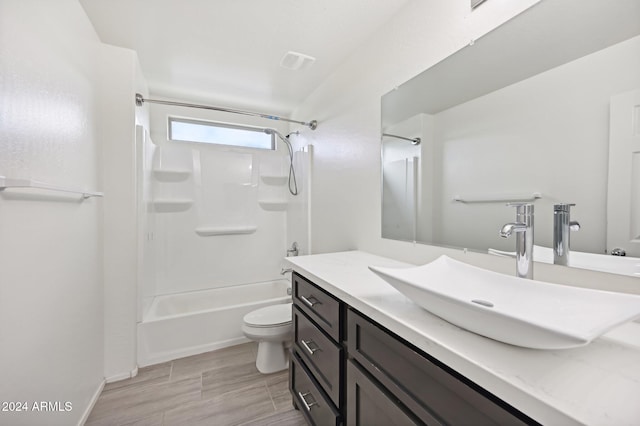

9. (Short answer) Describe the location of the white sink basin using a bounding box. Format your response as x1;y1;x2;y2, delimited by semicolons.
488;245;640;277
369;255;640;349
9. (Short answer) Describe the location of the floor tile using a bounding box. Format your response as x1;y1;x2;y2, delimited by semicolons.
266;370;293;412
201;359;264;399
239;408;307;426
86;376;201;426
170;343;255;381
87;343;305;426
121;412;164;426
164;382;275;426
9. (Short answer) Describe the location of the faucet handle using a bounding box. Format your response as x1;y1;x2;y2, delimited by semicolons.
506;202;534;216
554;203;576;212
611;248;627;256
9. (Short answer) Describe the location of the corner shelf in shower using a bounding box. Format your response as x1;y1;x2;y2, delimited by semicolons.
152;169;191;182
195;226;258;236
258;199;288;211
152;198;193;212
260;175;288;186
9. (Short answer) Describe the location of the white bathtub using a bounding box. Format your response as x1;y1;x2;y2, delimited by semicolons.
137;279;291;366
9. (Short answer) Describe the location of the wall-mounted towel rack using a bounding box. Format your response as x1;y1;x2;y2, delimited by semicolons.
0;176;103;199
453;192;542;203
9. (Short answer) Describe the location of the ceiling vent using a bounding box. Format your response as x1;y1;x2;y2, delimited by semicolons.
280;51;316;71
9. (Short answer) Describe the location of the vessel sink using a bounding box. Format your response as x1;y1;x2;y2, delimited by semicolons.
369;255;640;349
488;245;640;277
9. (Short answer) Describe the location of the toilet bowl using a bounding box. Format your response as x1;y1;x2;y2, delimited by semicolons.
242;303;292;374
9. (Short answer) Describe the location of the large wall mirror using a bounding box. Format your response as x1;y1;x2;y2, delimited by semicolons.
381;0;640;275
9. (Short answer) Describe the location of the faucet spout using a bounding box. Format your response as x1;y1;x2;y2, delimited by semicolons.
500;203;534;279
499;222;527;238
280;267;293;275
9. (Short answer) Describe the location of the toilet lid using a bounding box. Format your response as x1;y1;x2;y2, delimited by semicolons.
244;303;292;327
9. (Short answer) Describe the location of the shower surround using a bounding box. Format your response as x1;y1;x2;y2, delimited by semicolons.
136;110;311;365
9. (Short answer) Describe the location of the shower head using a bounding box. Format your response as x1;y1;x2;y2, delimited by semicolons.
263;128;289;142
263;127;298;196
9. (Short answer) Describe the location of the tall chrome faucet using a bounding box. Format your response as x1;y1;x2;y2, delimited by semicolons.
500;203;534;279
553;203;580;266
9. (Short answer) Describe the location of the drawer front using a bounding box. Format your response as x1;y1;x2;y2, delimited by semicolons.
347;359;421;426
347;309;534;426
290;350;341;426
293;272;341;341
294;305;343;407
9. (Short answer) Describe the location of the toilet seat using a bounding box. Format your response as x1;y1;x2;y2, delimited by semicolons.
243;303;292;328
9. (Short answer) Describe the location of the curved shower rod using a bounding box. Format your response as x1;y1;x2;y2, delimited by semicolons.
135;93;318;130
382;132;421;145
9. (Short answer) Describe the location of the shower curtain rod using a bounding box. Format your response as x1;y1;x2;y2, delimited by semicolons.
135;93;318;130
382;132;421;145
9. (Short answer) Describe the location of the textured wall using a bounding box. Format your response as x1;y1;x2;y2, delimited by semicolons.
0;0;104;424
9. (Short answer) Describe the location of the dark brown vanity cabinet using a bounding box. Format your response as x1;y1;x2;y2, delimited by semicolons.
290;272;538;426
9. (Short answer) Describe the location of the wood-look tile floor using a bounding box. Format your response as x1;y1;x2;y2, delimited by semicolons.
86;343;306;426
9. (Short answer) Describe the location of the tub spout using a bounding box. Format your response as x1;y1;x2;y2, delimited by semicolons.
280;267;293;275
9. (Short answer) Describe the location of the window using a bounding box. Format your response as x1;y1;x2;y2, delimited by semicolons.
168;117;275;150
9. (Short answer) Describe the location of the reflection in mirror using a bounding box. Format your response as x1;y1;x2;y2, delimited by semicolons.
381;0;640;276
381;116;422;242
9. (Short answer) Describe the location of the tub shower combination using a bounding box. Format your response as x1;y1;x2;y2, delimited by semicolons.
138;280;291;366
133;101;312;367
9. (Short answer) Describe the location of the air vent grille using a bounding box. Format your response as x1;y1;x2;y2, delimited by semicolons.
280;51;316;71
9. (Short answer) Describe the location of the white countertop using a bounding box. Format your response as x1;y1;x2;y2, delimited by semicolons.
285;250;640;426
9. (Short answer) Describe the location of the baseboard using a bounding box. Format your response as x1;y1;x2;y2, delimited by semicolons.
105;366;139;383
77;379;105;426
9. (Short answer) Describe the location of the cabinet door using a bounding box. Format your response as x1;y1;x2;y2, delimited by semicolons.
348;309;535;425
347;360;422;426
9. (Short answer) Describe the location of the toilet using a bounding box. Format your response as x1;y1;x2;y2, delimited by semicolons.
242;303;292;374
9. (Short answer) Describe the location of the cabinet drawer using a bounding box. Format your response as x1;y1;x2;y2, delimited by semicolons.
293;272;341;341
347;309;534;425
347;359;420;426
290;350;341;426
294;305;343;407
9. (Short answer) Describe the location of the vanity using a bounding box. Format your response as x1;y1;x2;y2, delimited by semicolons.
287;250;640;425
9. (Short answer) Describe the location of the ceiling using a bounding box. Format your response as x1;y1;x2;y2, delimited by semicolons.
80;0;413;116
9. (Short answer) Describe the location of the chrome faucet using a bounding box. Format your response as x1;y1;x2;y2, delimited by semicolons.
286;242;299;257
280;267;293;275
500;203;534;279
553;203;580;266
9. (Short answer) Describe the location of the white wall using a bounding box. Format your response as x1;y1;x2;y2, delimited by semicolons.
0;1;104;424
